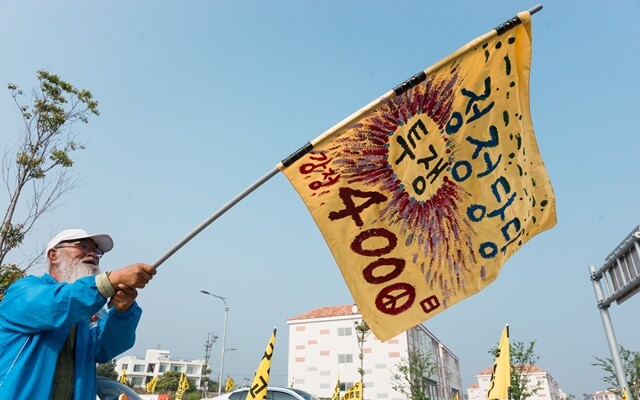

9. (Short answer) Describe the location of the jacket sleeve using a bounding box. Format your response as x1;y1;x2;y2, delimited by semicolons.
94;302;142;363
0;275;107;333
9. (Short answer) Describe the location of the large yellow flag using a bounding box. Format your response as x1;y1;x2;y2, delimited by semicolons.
280;10;555;341
247;328;277;400
341;381;362;400
331;375;341;400
487;325;510;400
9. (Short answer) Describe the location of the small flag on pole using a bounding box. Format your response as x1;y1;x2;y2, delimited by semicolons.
247;328;277;400
146;376;158;393
119;369;127;385
486;324;510;400
226;375;236;393
340;381;362;400
331;375;341;400
281;9;555;342
176;372;190;400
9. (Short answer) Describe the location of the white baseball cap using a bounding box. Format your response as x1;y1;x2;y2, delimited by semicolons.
46;229;114;255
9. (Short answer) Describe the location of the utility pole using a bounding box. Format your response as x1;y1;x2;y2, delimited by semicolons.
203;332;218;393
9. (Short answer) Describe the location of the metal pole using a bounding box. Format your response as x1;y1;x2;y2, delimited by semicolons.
201;290;230;396
589;265;630;395
219;298;229;396
153;167;280;268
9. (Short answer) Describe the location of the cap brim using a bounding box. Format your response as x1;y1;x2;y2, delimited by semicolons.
86;233;114;253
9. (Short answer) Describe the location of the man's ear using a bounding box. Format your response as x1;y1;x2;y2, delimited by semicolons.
47;248;58;263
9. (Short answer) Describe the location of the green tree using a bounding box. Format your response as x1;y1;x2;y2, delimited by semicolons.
489;340;541;400
391;349;437;400
355;319;370;399
592;345;640;400
157;371;182;392
0;70;99;300
96;359;118;380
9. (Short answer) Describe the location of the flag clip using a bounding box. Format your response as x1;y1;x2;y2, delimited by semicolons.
393;71;427;96
282;142;313;167
494;16;522;35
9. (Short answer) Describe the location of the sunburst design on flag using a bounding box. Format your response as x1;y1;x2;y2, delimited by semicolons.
325;68;480;306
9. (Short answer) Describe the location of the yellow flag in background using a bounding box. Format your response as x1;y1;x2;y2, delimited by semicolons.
281;10;555;342
226;375;236;393
146;376;158;393
341;381;362;400
331;375;341;400
454;393;459;400
119;369;127;384
247;328;277;400
622;389;628;400
487;325;510;400
176;372;190;400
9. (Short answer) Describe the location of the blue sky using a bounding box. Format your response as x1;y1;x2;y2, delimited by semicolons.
1;0;639;397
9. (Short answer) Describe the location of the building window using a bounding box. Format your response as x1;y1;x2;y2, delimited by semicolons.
171;365;182;372
147;364;155;373
338;327;352;336
340;382;354;391
338;354;353;363
133;364;145;372
131;377;144;386
187;366;196;374
122;364;128;371
159;364;167;373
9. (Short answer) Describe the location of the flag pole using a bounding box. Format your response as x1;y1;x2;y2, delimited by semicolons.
152;4;543;269
152;167;279;268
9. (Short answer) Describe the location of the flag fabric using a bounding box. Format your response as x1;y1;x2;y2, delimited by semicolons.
226;375;236;393
341;381;362;400
454;393;459;400
175;372;190;400
280;10;555;341
247;328;277;400
181;373;190;391
331;375;341;400
146;376;158;393
622;389;628;400
487;325;510;400
119;369;127;384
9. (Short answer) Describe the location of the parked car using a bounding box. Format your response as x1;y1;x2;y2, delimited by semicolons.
204;386;321;400
97;376;143;400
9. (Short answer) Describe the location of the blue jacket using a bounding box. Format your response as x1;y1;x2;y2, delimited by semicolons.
0;273;142;399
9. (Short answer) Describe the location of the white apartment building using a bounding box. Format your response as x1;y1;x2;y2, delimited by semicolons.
115;349;207;390
467;366;562;400
589;391;622;400
287;304;462;400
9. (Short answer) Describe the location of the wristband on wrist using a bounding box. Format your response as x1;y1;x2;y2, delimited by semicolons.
96;271;116;299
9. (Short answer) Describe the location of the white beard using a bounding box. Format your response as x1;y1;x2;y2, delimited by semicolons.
56;253;101;283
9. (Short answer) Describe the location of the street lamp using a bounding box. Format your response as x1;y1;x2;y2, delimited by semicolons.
201;290;230;396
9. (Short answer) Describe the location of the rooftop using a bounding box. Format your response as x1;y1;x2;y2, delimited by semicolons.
288;304;358;321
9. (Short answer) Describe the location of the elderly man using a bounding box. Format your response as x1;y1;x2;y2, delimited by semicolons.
0;229;156;399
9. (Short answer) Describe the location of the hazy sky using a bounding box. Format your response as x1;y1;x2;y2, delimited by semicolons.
1;0;639;397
